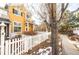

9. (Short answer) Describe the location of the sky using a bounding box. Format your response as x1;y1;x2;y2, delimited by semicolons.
0;3;79;25
67;3;79;11
25;3;42;25
0;3;79;11
0;3;6;7
0;3;42;25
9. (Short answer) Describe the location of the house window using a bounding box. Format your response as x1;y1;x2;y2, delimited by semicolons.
26;28;27;31
21;12;24;16
27;15;30;19
21;12;23;16
13;8;21;16
14;22;21;32
13;9;18;14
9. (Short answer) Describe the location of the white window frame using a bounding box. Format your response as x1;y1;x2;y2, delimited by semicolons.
13;8;21;16
13;21;22;33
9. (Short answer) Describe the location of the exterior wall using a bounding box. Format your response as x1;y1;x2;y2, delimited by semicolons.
74;11;79;18
73;27;79;35
29;17;33;32
8;5;27;34
26;22;33;32
29;23;33;32
26;17;34;32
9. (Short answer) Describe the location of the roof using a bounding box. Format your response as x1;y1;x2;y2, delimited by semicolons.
0;18;10;24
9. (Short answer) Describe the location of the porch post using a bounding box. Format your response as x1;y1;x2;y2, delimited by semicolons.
0;22;6;55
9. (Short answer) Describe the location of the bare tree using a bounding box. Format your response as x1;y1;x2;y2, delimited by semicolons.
26;3;69;55
42;3;69;55
38;3;69;55
58;3;69;22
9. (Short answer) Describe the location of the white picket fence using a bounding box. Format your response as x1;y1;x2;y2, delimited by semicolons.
0;32;51;55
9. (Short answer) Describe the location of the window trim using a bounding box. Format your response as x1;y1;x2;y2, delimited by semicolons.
13;21;22;33
13;8;21;16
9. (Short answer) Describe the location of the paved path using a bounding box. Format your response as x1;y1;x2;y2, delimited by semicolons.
60;35;79;55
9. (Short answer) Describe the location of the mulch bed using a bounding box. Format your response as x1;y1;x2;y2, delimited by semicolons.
22;31;37;36
69;34;79;41
22;39;51;55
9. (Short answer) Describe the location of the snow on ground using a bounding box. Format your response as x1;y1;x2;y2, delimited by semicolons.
33;46;52;55
60;34;79;55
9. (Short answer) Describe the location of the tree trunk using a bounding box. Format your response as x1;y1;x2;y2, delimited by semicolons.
50;4;59;55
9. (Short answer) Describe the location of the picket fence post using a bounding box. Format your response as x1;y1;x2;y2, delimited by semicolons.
5;40;9;55
0;22;6;55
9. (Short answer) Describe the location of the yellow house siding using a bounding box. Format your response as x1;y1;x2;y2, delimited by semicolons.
8;4;34;34
8;5;26;34
29;23;33;32
26;17;34;32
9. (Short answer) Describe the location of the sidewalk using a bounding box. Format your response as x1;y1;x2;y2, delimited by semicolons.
60;34;79;55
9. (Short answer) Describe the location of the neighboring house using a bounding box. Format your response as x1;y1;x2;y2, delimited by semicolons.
73;27;79;35
26;14;34;32
0;8;10;37
39;21;47;31
33;24;39;31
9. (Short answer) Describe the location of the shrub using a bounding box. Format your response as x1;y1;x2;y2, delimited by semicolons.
22;31;37;36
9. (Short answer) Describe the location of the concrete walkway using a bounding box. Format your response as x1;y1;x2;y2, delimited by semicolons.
60;35;79;55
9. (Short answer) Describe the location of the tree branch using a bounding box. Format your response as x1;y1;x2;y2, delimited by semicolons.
58;3;69;22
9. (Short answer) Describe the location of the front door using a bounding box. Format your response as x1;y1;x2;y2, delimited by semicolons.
5;24;9;37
